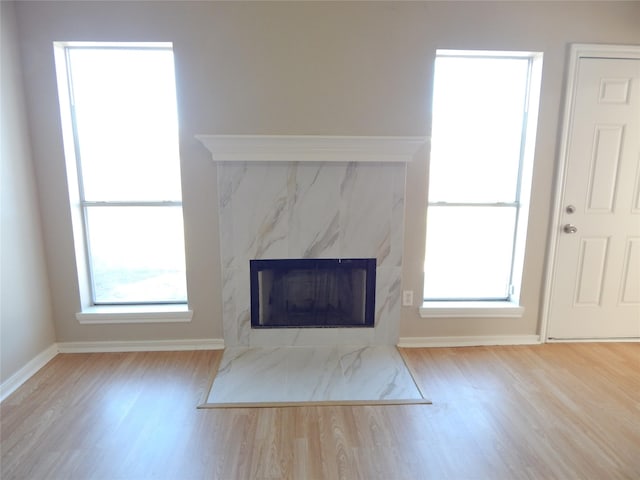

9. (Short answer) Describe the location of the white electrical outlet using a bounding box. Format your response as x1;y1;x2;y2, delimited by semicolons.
402;290;413;306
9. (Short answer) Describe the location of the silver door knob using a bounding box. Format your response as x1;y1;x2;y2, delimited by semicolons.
563;224;578;234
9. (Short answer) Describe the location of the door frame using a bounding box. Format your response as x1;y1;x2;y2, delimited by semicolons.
540;43;640;342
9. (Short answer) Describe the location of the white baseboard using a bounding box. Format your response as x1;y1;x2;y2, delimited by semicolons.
546;337;639;343
398;335;542;348
57;338;225;353
0;343;59;402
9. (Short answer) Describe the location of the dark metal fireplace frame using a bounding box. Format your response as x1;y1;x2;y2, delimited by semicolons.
250;258;376;328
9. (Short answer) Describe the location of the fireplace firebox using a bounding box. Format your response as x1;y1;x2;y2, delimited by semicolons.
250;258;376;328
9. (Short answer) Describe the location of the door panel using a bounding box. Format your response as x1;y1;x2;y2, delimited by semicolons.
586;125;623;212
574;237;609;306
548;53;640;340
620;238;640;305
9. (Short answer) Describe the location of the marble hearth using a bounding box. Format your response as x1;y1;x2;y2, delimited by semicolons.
197;135;426;347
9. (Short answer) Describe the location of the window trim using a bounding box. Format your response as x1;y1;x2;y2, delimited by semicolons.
76;304;193;324
419;301;525;318
53;41;190;320
422;49;543;311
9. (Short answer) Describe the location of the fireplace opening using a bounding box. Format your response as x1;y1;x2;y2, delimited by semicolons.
250;258;376;328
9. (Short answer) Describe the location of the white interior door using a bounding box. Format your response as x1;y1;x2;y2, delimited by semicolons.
546;45;640;340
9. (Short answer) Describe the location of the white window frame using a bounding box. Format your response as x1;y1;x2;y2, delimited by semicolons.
420;50;543;318
53;41;192;323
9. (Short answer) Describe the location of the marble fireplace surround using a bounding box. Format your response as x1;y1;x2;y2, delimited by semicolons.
197;135;426;347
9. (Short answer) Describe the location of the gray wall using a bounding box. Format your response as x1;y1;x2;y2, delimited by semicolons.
1;1;56;384
11;1;640;346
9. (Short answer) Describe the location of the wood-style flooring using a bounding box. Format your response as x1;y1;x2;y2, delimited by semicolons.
1;343;639;479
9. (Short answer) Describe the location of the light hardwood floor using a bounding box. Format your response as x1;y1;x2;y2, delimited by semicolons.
1;343;639;479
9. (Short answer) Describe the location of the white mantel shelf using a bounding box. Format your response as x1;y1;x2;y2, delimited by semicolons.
195;135;428;163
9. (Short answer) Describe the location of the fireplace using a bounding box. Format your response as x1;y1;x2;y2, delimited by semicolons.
250;258;376;328
196;135;427;346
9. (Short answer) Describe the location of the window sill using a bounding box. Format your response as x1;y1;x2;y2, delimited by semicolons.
76;304;193;324
419;301;524;319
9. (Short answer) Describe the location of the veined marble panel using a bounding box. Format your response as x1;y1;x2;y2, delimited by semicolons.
340;163;395;266
204;346;425;405
217;161;407;346
374;266;402;345
287;163;343;258
248;326;375;348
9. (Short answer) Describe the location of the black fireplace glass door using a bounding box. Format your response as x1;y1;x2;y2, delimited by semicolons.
250;258;376;328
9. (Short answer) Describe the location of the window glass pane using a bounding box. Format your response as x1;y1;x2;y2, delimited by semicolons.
424;206;516;299
68;48;182;201
86;206;187;303
428;56;529;203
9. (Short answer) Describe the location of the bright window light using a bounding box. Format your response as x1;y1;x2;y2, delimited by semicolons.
424;50;542;302
55;43;188;305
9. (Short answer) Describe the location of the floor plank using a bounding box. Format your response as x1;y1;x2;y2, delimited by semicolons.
1;344;639;479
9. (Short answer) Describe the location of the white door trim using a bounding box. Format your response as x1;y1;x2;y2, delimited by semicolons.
540;43;640;342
